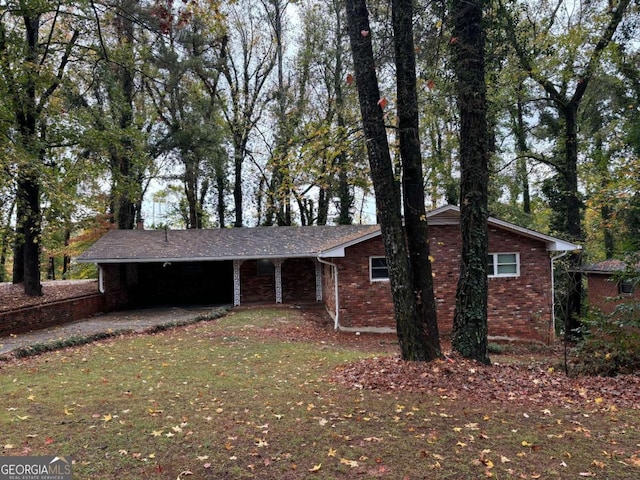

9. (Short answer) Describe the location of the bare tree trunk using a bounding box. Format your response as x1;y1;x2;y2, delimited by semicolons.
345;0;437;361
11;14;43;296
393;0;441;359
451;0;490;364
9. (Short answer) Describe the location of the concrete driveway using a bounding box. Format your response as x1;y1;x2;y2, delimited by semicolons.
0;305;227;356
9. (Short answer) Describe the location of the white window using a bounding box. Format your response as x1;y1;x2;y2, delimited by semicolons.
487;253;519;277
370;256;389;281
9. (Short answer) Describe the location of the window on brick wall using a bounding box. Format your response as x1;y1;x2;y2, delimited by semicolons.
487;253;520;277
370;256;389;281
619;279;635;294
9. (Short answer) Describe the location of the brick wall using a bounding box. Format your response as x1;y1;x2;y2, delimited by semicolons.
282;258;316;303
240;258;316;304
101;264;130;308
587;274;640;314
331;225;555;343
0;293;113;337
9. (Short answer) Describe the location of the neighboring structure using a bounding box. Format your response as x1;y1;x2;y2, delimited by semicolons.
76;205;581;344
583;259;640;314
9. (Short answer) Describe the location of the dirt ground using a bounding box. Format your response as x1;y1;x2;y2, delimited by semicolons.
0;280;100;312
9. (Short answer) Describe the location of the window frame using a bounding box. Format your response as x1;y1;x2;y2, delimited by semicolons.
487;252;520;278
369;256;390;282
618;279;635;295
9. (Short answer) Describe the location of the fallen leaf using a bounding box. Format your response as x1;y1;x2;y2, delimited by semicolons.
309;464;322;472
255;438;268;447
340;458;359;468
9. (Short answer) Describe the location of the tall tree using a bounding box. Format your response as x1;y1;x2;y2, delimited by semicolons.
219;0;276;227
393;0;441;358
146;4;228;228
345;0;440;361
283;0;367;226
499;0;633;335
0;0;81;295
450;0;491;363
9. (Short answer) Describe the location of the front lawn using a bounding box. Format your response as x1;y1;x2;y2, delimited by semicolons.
0;307;638;479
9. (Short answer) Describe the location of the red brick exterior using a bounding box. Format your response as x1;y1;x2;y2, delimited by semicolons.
94;226;557;344
587;274;640;314
0;294;108;337
240;258;316;304
328;225;555;343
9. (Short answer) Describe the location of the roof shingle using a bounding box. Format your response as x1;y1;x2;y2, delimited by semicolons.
76;225;381;263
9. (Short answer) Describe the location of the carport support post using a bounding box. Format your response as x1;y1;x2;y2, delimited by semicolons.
275;259;283;303
233;260;242;306
315;259;322;302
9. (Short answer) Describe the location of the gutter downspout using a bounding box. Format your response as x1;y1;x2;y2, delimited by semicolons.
98;265;105;293
550;251;569;342
317;257;340;330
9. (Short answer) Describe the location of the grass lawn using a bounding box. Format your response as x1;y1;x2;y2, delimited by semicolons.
0;307;638;479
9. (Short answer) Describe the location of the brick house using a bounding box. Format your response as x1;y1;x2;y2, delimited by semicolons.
77;205;580;344
583;259;640;314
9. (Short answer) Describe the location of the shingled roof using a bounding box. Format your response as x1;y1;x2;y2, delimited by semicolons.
77;206;581;264
582;259;629;273
76;225;381;263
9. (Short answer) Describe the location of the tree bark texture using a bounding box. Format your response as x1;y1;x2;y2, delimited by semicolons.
10;14;43;296
392;0;441;359
345;0;436;361
110;0;140;231
451;0;490;364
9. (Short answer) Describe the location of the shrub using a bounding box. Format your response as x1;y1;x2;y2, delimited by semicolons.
572;302;640;376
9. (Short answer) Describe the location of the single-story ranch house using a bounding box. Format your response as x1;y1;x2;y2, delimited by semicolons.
77;205;581;344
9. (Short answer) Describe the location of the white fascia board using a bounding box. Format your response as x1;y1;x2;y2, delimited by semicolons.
76;253;317;264
487;217;581;252
317;230;382;258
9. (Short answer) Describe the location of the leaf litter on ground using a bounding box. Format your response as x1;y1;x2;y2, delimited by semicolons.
332;354;640;410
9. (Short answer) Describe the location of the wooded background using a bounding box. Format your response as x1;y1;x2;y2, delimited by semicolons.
0;0;638;293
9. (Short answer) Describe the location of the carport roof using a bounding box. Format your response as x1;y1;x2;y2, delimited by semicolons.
76;224;382;263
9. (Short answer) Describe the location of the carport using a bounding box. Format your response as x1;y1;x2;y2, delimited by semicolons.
75;225;380;311
128;260;233;306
